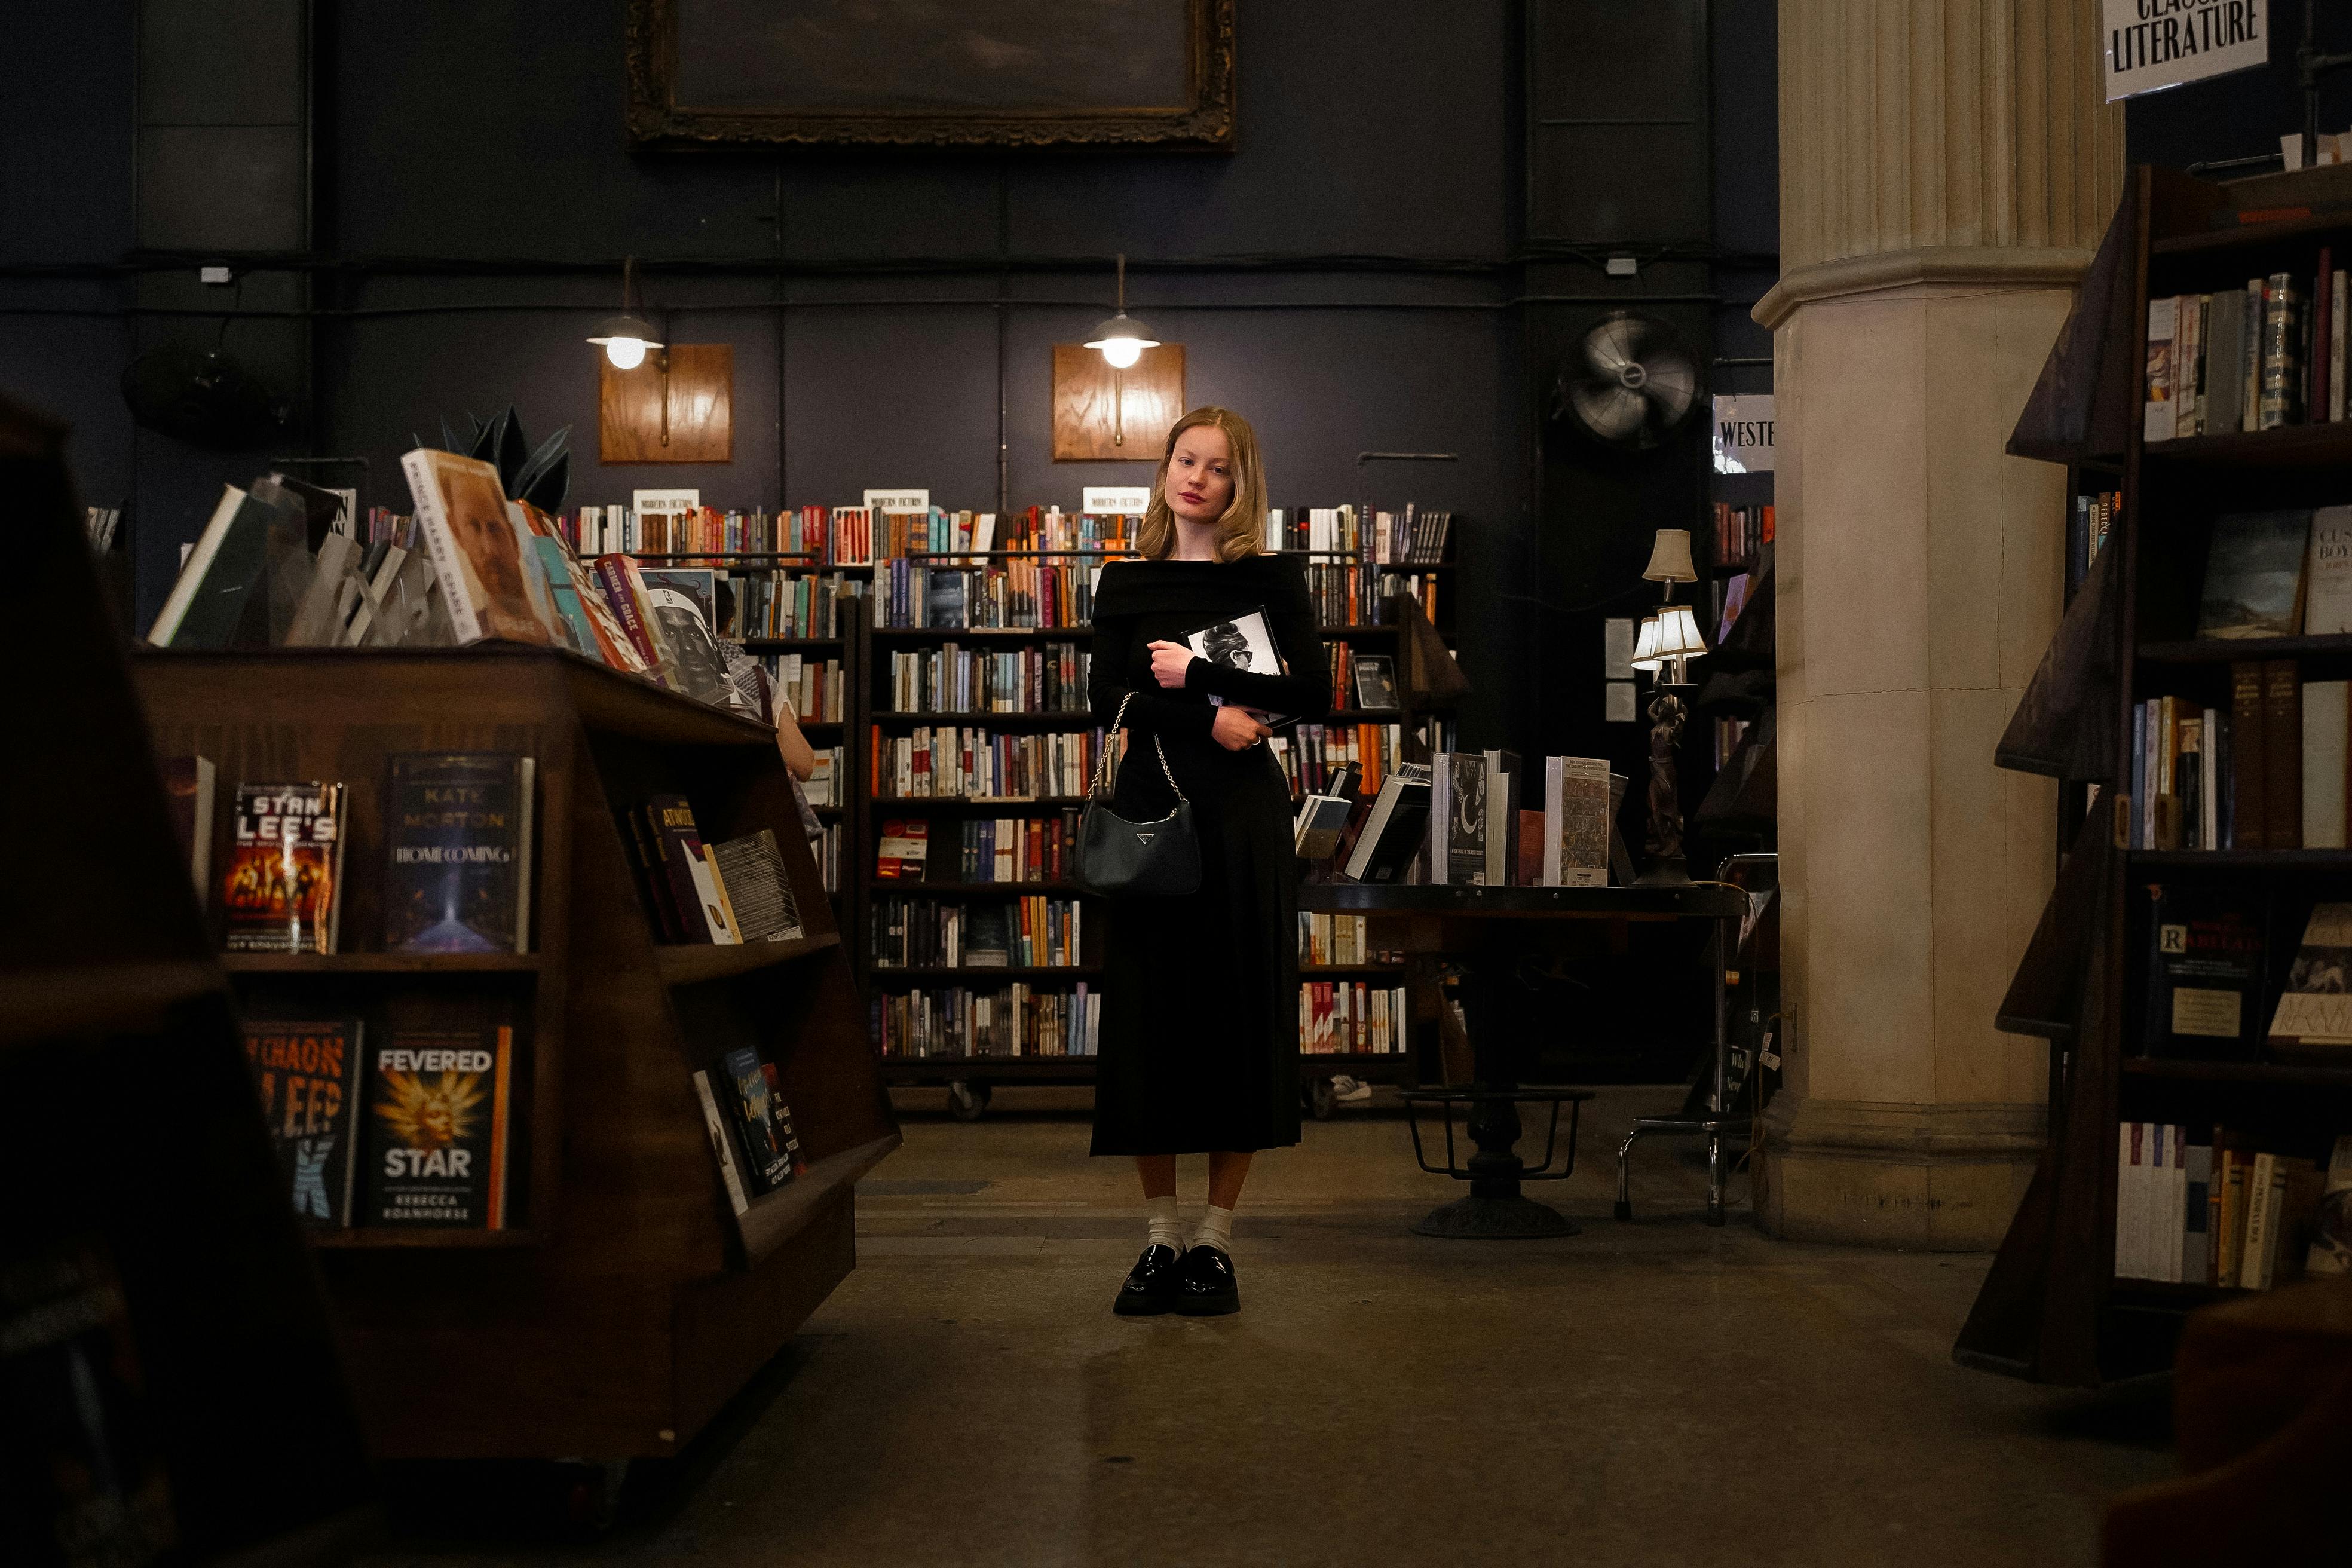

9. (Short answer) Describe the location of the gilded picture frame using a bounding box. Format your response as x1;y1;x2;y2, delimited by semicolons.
626;0;1236;151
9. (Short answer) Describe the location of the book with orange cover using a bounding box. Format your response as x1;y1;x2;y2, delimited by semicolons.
402;449;555;647
222;782;347;954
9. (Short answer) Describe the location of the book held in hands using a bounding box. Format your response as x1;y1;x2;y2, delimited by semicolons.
1183;606;1293;727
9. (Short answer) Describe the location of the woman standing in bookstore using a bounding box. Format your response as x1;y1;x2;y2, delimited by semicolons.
1088;406;1328;1317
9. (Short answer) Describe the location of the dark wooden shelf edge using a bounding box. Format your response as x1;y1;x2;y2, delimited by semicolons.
738;1132;902;1266
877;881;1087;895
1;960;225;1049
873;966;1103;981
875;712;1099;725
1994;1013;2075;1043
2120;1055;2352;1086
2152;209;2352;255
881;1058;1097;1074
307;1227;544;1249
2127;849;2352;868
2140;421;2352;468
222;952;543;974
2140;633;2352;664
654;931;842;985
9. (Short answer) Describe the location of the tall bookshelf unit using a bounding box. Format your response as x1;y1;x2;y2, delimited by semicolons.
615;520;1462;1118
1962;165;2352;1385
129;644;898;1464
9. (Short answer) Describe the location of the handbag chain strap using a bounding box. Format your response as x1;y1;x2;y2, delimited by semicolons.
1092;691;1187;804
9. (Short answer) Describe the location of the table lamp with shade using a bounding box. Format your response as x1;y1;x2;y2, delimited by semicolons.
1633;528;1706;886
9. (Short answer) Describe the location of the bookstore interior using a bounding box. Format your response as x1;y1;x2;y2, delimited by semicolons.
11;4;2352;1565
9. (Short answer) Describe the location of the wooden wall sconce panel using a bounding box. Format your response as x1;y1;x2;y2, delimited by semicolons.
599;344;733;464
1052;344;1186;461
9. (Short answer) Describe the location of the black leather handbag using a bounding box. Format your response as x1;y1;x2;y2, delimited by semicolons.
1074;692;1201;896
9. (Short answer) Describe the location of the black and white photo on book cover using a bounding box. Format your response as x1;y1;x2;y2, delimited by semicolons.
1183;606;1292;726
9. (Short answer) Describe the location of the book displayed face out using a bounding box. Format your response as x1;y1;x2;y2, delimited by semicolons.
1184;607;1292;726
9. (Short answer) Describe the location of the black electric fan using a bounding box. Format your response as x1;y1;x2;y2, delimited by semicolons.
1550;311;1701;451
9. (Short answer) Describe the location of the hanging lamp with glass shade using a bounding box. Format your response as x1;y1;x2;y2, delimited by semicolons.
1084;252;1162;369
587;256;664;370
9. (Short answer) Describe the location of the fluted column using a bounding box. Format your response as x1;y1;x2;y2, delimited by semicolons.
1753;0;2123;1248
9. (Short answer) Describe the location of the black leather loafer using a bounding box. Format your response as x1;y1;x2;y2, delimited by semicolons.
1175;1244;1239;1316
1113;1244;1185;1316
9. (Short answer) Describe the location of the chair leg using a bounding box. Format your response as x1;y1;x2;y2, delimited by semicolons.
1615;1126;1643;1221
1705;1132;1725;1227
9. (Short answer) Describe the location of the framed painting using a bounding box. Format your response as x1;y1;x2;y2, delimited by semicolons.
626;0;1236;150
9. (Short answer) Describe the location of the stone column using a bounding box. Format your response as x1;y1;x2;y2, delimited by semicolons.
1753;0;2124;1248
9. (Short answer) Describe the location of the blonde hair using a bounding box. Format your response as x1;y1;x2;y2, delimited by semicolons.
1138;406;1267;562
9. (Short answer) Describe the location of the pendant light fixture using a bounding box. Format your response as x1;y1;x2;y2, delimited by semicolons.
1084;253;1161;369
587;256;664;370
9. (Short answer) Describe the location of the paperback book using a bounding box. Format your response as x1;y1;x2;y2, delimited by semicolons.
2197;510;2311;639
2140;885;2264;1059
2267;902;2352;1056
1542;755;1612;887
362;1025;514;1229
222;782;347;954
401;448;556;647
382;753;536;954
709;829;805;944
1183;607;1294;726
243;1018;366;1226
724;1046;792;1193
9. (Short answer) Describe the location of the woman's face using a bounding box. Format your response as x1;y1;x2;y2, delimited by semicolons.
1162;424;1235;528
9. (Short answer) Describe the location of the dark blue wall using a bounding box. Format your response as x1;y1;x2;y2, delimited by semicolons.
5;0;1780;765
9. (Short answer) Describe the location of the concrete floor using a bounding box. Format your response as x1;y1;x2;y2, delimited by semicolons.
366;1086;2175;1567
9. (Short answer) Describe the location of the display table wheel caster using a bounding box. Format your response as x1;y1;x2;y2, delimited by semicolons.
947;1080;993;1120
1306;1077;1337;1120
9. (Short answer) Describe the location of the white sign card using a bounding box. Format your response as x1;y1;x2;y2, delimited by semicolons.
1712;395;1775;475
632;488;699;514
2102;0;2267;102
1606;681;1638;723
1604;617;1637;678
864;488;929;513
1082;485;1152;514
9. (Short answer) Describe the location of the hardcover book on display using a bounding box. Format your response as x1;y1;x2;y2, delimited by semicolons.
2197;510;2311;639
382;753;537;954
1342;763;1430;884
243;1018;366;1227
2267;902;2352;1056
758;1063;804;1179
222;782;347;954
1542;755;1612;887
691;1069;751;1217
400;448;556;647
362;1026;514;1229
1480;750;1521;887
2140;885;2264;1059
1351;654;1399;711
724;1046;792;1193
709;829;805;943
638;567;740;709
1432;752;1489;886
2308;1136;2352;1277
1182;607;1293;726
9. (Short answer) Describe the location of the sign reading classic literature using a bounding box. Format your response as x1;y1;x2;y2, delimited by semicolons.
1711;395;1774;474
2102;0;2267;102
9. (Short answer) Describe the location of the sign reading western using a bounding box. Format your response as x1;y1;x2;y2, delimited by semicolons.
1712;395;1774;475
2102;0;2267;102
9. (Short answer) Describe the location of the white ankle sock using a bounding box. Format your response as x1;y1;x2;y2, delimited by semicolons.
1192;1205;1235;1255
1145;1195;1184;1251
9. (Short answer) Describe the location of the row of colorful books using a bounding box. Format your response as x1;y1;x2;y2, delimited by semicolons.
869;895;1084;970
170;753;533;957
2114;1125;2350;1287
874;558;1104;629
1270;504;1452;565
146;455;786;725
1271;721;1405;801
872;811;1086;884
872;984;1102;1058
1324;647;1400;714
1296;912;1396;967
574;502;1134;565
2143;263;2348;440
728;569;868;639
870;725;1105;801
1710;502;1771;574
1299;982;1408;1055
760;654;849;723
2068;490;2120;592
884;643;1092;715
2133;664;2352;852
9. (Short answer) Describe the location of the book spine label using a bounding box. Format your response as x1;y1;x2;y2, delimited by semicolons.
2264;659;2303;849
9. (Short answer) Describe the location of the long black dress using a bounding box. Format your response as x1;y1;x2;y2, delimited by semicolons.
1086;553;1331;1156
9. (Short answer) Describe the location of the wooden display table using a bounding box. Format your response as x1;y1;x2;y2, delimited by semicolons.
133;646;898;1469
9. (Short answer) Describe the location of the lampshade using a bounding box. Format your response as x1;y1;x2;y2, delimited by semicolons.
1642;528;1698;584
1650;603;1708;662
1085;311;1161;369
1630;614;1663;672
586;313;663;369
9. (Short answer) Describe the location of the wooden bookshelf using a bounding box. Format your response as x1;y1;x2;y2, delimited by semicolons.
672;534;1458;1109
130;645;897;1463
5;397;375;1561
1960;164;2352;1386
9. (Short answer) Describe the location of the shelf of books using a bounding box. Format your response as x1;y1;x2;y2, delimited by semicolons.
132;641;895;1454
1961;166;2352;1389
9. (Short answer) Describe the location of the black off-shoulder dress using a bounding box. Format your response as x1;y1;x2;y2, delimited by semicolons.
1085;553;1331;1156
